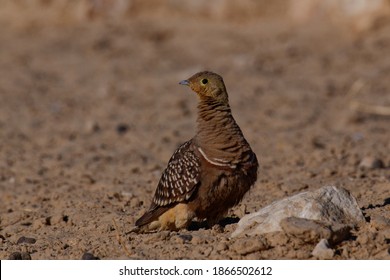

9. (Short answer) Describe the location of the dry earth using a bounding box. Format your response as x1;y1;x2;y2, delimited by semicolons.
0;2;390;259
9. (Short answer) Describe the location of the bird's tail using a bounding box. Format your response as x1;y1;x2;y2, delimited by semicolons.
135;205;171;227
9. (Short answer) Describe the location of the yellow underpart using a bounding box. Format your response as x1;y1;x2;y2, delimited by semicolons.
148;203;194;231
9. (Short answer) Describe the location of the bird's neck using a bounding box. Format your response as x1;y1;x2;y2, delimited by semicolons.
194;98;251;163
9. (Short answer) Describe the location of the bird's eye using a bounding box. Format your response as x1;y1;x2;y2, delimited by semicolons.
201;79;208;85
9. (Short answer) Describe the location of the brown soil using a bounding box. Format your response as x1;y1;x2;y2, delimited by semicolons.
1;7;390;260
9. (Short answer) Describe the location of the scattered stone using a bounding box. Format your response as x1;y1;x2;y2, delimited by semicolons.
178;234;193;243
8;252;22;260
130;166;141;174
84;120;100;133
81;252;100;260
8;252;32;260
116;123;129;135
232;186;364;237
312;239;334;259
359;156;384;169
231;237;268;255
22;252;32;260
81;174;96;184
44;214;69;226
44;216;52;226
17;236;37;244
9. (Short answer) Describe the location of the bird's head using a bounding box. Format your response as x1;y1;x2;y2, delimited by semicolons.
179;71;228;104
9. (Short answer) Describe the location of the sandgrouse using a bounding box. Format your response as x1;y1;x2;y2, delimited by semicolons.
135;71;258;231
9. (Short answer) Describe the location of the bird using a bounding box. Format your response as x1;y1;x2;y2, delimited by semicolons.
134;71;258;232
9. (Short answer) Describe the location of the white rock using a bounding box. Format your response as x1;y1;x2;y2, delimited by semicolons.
312;239;334;259
232;186;364;237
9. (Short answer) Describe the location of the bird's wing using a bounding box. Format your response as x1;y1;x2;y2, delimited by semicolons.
152;140;201;206
135;140;201;227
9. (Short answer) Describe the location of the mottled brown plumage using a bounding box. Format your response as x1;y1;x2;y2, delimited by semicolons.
135;71;258;231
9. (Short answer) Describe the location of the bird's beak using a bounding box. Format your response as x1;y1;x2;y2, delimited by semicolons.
179;80;190;86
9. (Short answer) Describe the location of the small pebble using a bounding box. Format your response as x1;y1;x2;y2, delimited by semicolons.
312;239;334;259
178;234;193;243
85;120;100;133
81;252;100;260
116;123;129;135
17;236;37;244
8;252;32;260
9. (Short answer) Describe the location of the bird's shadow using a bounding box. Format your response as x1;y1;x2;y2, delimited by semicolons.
188;216;240;231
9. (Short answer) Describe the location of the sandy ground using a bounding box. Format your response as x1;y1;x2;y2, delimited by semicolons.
0;10;390;259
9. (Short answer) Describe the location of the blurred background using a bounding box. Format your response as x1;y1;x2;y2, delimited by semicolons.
1;0;389;174
1;0;389;30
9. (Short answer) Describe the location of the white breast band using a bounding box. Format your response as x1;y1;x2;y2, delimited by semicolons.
197;147;236;169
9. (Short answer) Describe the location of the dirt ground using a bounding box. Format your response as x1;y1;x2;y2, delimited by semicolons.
0;3;390;260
